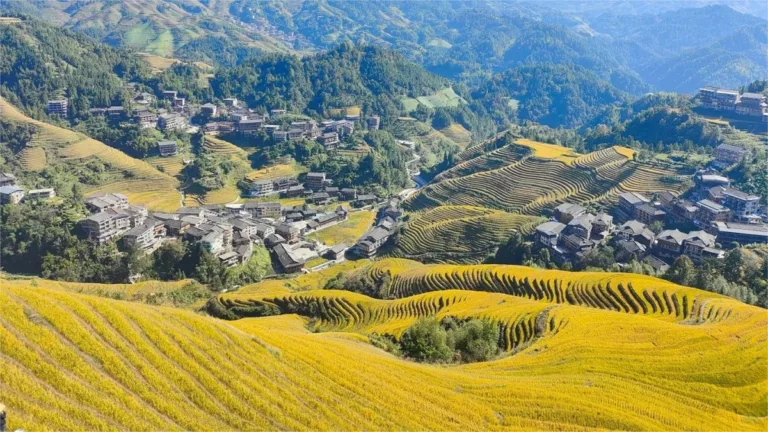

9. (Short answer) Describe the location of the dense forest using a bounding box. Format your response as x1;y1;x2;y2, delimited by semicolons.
210;43;448;124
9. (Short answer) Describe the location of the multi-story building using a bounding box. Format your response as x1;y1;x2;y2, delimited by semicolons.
200;103;218;116
223;98;238;107
80;211;133;244
714;144;749;167
682;231;717;263
696;199;731;224
618;192;650;218
46;99;68;116
566;213;594;239
106;106;125;120
713;88;739;110
318;132;340;149
133;108;158;128
366;116;381;130
635;204;666;226
355;226;391;257
654;229;688;259
238;119;263;135
722;188;760;222
162;91;178;100
710;222;768;245
554;203;586;224
275;223;301;243
123;220;165;250
157;113;187;131
535;221;566;248
157;140;178;157
735;92;766;117
591;213;614;237
306;172;327;190
274;131;288;142
248;180;276;197
273;243;304;273
85;193;129;213
0;186;24;204
0;172;17;187
27;188;56;201
244;202;281;219
667;199;699;225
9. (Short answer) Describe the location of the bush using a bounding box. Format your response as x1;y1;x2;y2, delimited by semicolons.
399;318;453;363
398;317;501;363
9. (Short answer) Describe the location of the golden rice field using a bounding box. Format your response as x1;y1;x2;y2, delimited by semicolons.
390;206;544;263
0;276;192;301
18;146;46;171
203;136;248;158
0;97;181;212
1;258;766;431
514;138;581;164
147;155;186;177
138;52;179;72
406;143;686;214
246;161;308;181
438;123;472;148
307;210;376;246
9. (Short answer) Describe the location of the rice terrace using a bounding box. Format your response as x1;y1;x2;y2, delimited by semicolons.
1;1;767;431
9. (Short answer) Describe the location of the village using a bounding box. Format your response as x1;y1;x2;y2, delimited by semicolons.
533;149;768;272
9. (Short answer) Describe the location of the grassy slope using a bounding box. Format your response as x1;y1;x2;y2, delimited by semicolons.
3;260;762;430
0;97;181;211
307;210;376;246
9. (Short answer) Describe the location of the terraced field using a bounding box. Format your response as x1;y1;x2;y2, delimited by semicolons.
18;147;46;171
390;206;543;263
307;210;376;246
408;143;687;214
0;97;181;211
147;155;186;177
246;161;308;182
3;261;766;431
438;123;472;147
202;136;248;158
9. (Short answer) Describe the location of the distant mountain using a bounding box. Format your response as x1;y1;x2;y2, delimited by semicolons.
589;5;768;92
6;1;765;95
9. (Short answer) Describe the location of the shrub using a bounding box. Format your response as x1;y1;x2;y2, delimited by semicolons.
399;318;453;363
448;319;499;362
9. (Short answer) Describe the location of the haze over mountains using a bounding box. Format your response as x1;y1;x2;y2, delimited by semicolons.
7;0;768;93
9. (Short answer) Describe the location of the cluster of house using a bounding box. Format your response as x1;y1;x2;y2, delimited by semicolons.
697;87;767;121
207;108;381;151
245;171;379;207
353;198;404;258
74;189;395;273
0;173;56;205
535;180;767;270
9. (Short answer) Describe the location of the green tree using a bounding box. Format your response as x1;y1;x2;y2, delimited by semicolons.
399;318;453;363
448;319;499;362
665;255;696;287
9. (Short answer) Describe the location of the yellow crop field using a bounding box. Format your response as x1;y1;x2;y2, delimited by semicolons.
148;155;186;177
391;206;543;263
203;136;248;158
0;97;181;212
2;258;766;430
19;146;46;171
0;276;192;299
307;210;376;246
246;161;307;181
138;52;179;72
514;138;580;164
439;123;472;147
407;142;687;214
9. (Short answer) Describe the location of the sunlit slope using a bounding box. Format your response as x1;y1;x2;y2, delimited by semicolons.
2;268;766;430
406;141;687;214
0;97;181;211
389;206;544;263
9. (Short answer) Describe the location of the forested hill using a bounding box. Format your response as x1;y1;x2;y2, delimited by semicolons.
0;19;151;119
472;63;628;128
210;43;449;121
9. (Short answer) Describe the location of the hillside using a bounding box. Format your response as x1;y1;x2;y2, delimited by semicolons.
210;43;448;122
2;261;765;430
0;97;181;211
388;206;544;263
405;137;685;215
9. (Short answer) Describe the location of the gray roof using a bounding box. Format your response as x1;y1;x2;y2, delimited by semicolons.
555;203;586;216
364;227;390;242
713;222;768;236
657;229;687;245
536;221;566;236
722;188;759;201
0;185;23;194
717;143;748;153
619;192;650;205
329;243;348;254
619;220;646;235
307;172;326;178
741;92;764;100
697;199;727;212
684;231;716;248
